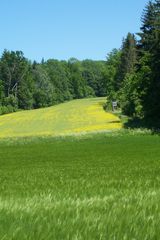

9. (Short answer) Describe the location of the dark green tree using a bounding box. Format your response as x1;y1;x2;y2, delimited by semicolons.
0;50;34;110
104;49;121;105
118;33;137;87
32;65;56;108
138;0;160;123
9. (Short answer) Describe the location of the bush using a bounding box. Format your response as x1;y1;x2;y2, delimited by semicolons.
3;95;18;109
0;105;17;115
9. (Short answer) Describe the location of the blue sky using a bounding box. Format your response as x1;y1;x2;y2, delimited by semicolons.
0;0;147;61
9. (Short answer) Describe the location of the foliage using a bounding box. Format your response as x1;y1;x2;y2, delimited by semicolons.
106;0;160;127
81;60;107;96
0;50;34;110
0;52;109;115
117;33;137;87
32;64;56;108
105;49;121;101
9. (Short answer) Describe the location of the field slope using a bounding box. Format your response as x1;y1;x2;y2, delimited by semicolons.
0;97;121;138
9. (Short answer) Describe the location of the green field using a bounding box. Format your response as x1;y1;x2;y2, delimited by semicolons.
0;132;160;239
0;98;159;239
0;98;121;138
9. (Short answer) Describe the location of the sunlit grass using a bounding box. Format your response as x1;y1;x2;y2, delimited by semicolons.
0;98;121;138
0;133;160;239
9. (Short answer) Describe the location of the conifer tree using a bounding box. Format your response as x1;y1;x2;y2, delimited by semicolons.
140;0;160;122
118;33;137;88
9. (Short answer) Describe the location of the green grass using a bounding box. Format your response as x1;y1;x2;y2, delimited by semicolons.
0;132;160;239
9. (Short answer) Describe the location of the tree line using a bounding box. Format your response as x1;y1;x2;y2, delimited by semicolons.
0;52;108;115
106;0;160;127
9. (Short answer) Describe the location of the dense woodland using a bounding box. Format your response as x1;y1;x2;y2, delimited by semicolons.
0;53;106;114
0;0;160;127
106;0;160;127
0;53;107;114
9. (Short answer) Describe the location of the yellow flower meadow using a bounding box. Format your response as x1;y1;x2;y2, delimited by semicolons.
0;98;122;138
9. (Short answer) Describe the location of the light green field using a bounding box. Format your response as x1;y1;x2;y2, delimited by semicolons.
1;133;160;239
0;97;121;138
0;98;160;239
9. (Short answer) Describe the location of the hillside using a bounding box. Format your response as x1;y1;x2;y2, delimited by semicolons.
0;97;121;138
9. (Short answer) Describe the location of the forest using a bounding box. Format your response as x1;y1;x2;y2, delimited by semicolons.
106;0;160;127
0;52;107;114
0;0;160;128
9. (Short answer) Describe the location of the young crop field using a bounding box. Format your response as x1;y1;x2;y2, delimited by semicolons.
0;97;121;139
0;98;159;239
0;133;160;239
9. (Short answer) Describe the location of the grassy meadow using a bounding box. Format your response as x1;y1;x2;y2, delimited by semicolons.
0;97;121;138
0;133;160;239
0;98;160;239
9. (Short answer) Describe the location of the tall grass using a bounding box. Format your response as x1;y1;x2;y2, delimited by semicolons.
0;133;160;239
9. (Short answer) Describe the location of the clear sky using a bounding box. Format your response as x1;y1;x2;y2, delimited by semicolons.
0;0;147;61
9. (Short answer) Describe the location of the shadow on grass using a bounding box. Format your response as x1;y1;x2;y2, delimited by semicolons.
124;117;160;134
108;120;121;124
